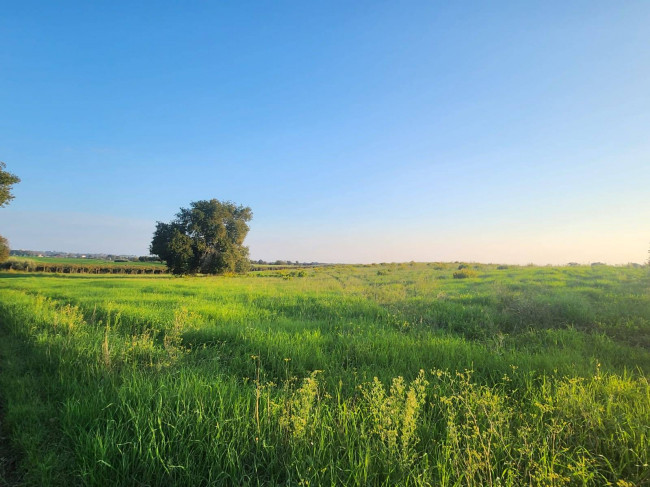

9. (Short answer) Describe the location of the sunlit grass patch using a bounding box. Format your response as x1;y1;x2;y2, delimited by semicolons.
0;263;648;485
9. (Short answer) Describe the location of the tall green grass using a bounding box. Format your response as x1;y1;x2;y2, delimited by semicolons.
0;263;648;485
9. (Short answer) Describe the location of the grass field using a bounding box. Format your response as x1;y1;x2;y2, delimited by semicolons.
0;263;649;485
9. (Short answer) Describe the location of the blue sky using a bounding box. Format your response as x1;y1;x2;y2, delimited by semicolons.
1;1;649;263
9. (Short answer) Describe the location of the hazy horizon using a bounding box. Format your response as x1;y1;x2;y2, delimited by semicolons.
4;210;646;266
2;1;649;265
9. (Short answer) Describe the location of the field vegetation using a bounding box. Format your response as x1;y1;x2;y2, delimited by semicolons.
0;263;649;485
24;256;165;266
1;257;167;275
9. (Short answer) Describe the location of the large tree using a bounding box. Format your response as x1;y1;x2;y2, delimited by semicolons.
150;199;252;275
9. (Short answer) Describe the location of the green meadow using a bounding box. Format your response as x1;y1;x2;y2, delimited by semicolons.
0;263;648;486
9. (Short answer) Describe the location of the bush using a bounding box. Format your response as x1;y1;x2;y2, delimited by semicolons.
453;269;478;279
0;236;10;263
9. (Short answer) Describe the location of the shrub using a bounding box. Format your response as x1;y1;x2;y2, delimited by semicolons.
0;236;9;263
453;269;478;279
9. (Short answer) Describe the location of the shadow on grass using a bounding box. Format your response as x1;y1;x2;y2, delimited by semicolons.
0;322;79;485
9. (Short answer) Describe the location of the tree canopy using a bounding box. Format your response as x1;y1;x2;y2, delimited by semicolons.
150;199;252;275
0;162;21;208
0;162;20;263
0;236;9;263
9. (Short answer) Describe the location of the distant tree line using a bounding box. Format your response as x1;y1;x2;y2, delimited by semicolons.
138;256;161;262
10;250;161;262
1;260;166;274
253;259;320;266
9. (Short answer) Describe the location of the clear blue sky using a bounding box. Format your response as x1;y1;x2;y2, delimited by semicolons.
2;1;649;263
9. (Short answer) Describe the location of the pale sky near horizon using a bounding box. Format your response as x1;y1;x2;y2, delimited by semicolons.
1;1;649;264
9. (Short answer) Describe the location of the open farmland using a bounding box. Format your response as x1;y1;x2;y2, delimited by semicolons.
0;263;649;486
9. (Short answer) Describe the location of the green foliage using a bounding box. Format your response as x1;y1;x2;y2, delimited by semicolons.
362;370;428;467
453;268;478;279
0;162;19;263
151;199;252;275
0;161;20;208
0;235;9;263
0;263;649;485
